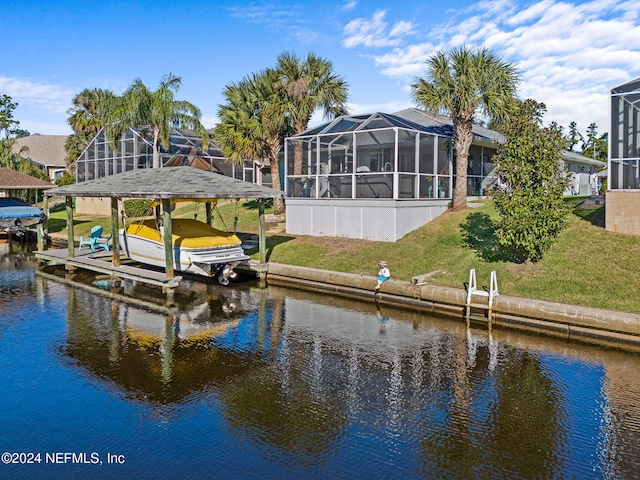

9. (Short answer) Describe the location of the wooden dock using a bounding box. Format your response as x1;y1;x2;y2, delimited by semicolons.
35;248;182;290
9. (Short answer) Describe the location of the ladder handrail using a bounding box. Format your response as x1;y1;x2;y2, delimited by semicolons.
466;269;499;308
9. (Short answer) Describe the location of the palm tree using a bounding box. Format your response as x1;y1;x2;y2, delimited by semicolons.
411;46;519;211
65;88;115;171
0;137;25;169
275;52;348;192
215;68;287;215
100;73;208;169
68;88;115;138
0;138;48;181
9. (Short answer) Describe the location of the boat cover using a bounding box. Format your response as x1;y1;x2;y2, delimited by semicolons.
126;219;241;249
0;198;43;220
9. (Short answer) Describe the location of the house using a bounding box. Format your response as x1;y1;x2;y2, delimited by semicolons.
73;127;270;215
562;150;605;196
607;76;640;235
12;135;67;182
283;108;598;242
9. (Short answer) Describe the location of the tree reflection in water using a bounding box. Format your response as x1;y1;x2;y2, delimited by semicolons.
49;271;640;478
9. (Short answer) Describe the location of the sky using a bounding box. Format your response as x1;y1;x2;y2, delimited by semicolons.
1;0;639;139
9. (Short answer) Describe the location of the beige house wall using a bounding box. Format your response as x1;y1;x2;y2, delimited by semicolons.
75;197;111;216
606;190;640;235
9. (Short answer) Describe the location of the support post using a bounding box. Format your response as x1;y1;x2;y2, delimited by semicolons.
37;224;44;254
205;202;213;227
111;197;120;267
258;198;266;265
162;198;174;279
37;193;48;252
43;194;49;239
66;196;75;258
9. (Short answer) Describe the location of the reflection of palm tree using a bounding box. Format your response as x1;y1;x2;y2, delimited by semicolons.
418;334;562;478
221;340;346;462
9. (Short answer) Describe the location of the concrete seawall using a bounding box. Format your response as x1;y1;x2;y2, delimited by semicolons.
265;263;640;349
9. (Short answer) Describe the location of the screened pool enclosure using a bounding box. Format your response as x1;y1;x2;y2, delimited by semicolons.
75;127;254;183
609;77;640;190
284;110;500;201
606;76;640;236
283;110;501;241
285;112;453;200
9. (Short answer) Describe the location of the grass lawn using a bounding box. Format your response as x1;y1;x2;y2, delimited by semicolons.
47;197;640;314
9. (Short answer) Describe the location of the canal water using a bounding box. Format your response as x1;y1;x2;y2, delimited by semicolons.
1;249;640;479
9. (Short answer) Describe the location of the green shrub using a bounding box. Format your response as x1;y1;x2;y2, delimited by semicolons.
55;172;75;186
491;100;570;263
124;199;153;218
599;179;607;196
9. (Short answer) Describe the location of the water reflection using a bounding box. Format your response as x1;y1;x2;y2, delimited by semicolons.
60;284;265;405
7;257;639;478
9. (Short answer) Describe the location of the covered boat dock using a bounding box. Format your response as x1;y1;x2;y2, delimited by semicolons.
37;166;283;297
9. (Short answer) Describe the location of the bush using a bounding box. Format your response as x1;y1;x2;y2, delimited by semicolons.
599;179;607;196
491;100;570;263
124;199;153;218
55;172;76;187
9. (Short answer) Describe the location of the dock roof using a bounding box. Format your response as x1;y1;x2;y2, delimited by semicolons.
0;167;55;190
45;166;283;199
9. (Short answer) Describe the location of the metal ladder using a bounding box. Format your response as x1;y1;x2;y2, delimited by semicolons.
465;269;498;330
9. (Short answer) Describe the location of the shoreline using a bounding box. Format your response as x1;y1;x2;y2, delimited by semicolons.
39;233;640;349
263;263;640;350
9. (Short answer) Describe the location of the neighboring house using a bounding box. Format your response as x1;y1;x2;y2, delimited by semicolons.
283;108;597;242
73;127;267;215
13;135;67;182
75;127;263;184
562;151;605;196
607;76;640;235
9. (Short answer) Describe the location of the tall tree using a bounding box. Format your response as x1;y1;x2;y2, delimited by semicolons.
580;123;607;163
564;121;583;152
0;137;48;181
215;69;287;215
66;88;115;169
0;94;27;139
491;100;569;263
100;74;208;168
275;52;348;193
411;46;520;211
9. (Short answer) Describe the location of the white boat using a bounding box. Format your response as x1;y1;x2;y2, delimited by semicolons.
0;198;43;232
118;218;249;284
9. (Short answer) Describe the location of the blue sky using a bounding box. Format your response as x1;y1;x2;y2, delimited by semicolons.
2;0;638;138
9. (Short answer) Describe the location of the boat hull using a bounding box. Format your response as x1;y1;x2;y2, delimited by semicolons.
0;198;43;231
118;219;249;279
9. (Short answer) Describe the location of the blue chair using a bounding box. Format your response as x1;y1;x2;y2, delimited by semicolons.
79;225;111;252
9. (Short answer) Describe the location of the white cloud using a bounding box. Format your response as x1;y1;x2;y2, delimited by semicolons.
0;76;74;114
373;43;439;78
342;0;640;133
346;99;414;115
201;114;220;130
342;0;358;11
343;10;416;48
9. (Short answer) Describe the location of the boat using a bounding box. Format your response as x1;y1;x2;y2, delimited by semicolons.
118;218;249;284
0;198;43;232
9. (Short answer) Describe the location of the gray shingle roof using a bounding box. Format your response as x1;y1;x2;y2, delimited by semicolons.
45;166;283;199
